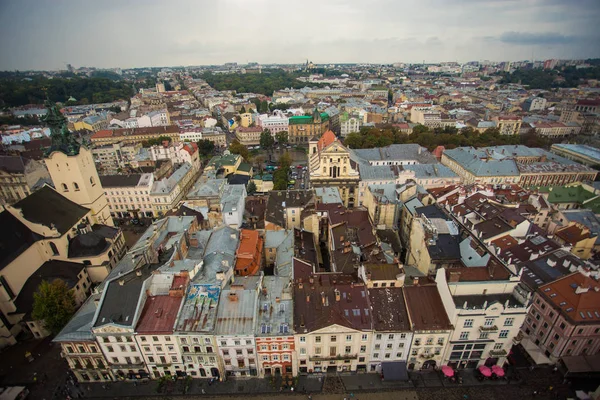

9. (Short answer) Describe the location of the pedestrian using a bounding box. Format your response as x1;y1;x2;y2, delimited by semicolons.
291;386;294;392
202;389;206;394
553;366;558;373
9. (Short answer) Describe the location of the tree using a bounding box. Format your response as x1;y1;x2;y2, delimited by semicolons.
388;89;394;104
247;181;257;195
278;151;292;170
276;131;288;146
229;139;250;161
253;155;265;172
240;106;246;114
142;135;172;148
344;132;364;149
412;124;429;135
260;130;275;152
31;279;76;335
196;139;215;157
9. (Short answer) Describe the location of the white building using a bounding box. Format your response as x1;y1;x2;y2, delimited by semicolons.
151;163;195;217
148;110;170;127
340;116;360;138
215;277;261;377
221;184;246;228
148;142;200;172
100;173;155;219
257;111;289;134
436;268;528;369
368;288;413;374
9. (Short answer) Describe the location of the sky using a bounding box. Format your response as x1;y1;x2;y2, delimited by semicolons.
0;0;599;70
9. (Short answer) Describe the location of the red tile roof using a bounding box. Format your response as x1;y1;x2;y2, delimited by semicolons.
317;130;337;152
539;272;600;324
235;229;263;276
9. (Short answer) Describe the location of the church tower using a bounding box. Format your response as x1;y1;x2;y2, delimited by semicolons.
43;101;113;226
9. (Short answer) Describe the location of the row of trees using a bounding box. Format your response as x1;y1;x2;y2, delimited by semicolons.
0;76;134;108
498;63;600;90
201;69;321;96
344;125;556;151
141;135;172;148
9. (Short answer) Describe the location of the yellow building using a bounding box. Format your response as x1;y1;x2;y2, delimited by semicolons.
240;113;253;128
308;131;360;208
493;115;522;135
288;109;329;145
73;114;109;132
554;223;597;260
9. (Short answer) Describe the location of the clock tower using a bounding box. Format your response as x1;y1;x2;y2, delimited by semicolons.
43;101;113;226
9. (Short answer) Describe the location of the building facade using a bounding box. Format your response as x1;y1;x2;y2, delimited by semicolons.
288;110;329;145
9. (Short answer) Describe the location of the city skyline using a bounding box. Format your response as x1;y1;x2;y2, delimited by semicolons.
1;0;599;71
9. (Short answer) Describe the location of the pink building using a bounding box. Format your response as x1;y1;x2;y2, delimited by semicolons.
521;272;600;363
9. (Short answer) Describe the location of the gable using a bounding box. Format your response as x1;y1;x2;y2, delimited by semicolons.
309;324;362;335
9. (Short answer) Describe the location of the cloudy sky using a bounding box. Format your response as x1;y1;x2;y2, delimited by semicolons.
1;0;599;70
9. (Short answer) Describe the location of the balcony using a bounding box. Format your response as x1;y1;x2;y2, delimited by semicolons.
489;349;507;357
309;354;357;362
479;325;498;332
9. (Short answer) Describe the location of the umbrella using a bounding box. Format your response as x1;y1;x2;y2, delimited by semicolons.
491;365;505;377
478;365;492;377
441;366;454;377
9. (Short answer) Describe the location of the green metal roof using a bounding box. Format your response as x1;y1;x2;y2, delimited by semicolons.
237;162;252;172
534;185;596;204
289;113;329;125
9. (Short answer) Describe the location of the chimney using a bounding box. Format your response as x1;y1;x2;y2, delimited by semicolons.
298;282;304;289
334;289;341;302
306;294;310;303
575;286;589;295
413;276;419;286
136;269;142;277
321;292;326;306
228;292;239;302
309;276;314;284
449;271;461;282
275;297;280;303
119;279;125;286
300;314;305;328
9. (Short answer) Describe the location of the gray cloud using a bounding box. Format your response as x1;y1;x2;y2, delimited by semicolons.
0;0;598;70
499;31;580;45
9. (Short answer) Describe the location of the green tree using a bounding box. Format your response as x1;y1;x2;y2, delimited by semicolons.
344;132;364;149
240;106;247;114
388;89;394;104
196;139;215;157
276;131;288;146
229;139;250;161
412;124;429;135
142;135;172;148
31;279;76;335
278;151;292;170
247;180;257;195
260;130;275;152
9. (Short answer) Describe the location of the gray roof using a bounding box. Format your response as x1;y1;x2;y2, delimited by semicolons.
403;164;458;179
443;147;520;177
99;174;142;188
350;144;437;165
221;184;245;213
358;164;398;180
368;184;401;204
265;230;287;249
215;276;261;335
187;176;226;199
151;162;192;195
314;187;343;204
559;209;600;245
552;144;600;163
255;276;293;336
275;230;294;278
54;293;101;342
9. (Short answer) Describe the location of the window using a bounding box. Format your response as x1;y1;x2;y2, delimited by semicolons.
493;343;503;350
152;336;159;342
385;353;391;359
49;242;59;256
300;348;306;355
388;334;394;340
346;335;352;342
479;332;489;339
375;344;381;350
61;183;69;192
345;346;351;353
106;346;113;353
315;336;321;343
376;334;382;340
578;328;583;334
386;344;393;350
464;319;474;328
360;345;366;353
361;334;368;341
300;336;306;343
459;332;469;340
504;318;514;327
330;336;337;342
484;319;494;327
499;330;509;339
73;182;80;191
398;343;405;348
90;177;96;186
374;353;379;358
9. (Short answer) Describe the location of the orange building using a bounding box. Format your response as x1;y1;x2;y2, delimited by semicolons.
235;229;264;276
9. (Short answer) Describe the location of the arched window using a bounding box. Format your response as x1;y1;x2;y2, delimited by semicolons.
61;183;69;192
90;177;96;187
49;242;59;256
73;182;80;191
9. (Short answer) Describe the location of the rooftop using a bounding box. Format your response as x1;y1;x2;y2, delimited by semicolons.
403;285;452;331
552;143;600;163
215;276;261;335
369;287;410;331
11;185;89;235
136;294;183;334
539;272;600;324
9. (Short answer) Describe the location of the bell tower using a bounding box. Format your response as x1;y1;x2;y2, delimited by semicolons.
43;101;113;226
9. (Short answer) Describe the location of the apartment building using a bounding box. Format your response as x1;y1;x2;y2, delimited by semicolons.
235;126;263;146
92;142;142;174
288;109;329;145
436;268;528;369
257;111;289;134
151;163;195;217
255;276;295;377
368;288;413;375
534;122;580;138
148;142;200;172
100;174;155;219
293;269;372;374
340;114;360;138
135;273;187;378
403;284;453;370
216;276;261;377
521;272;600;363
91;126;180;146
0;155;51;206
494;115;522;135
